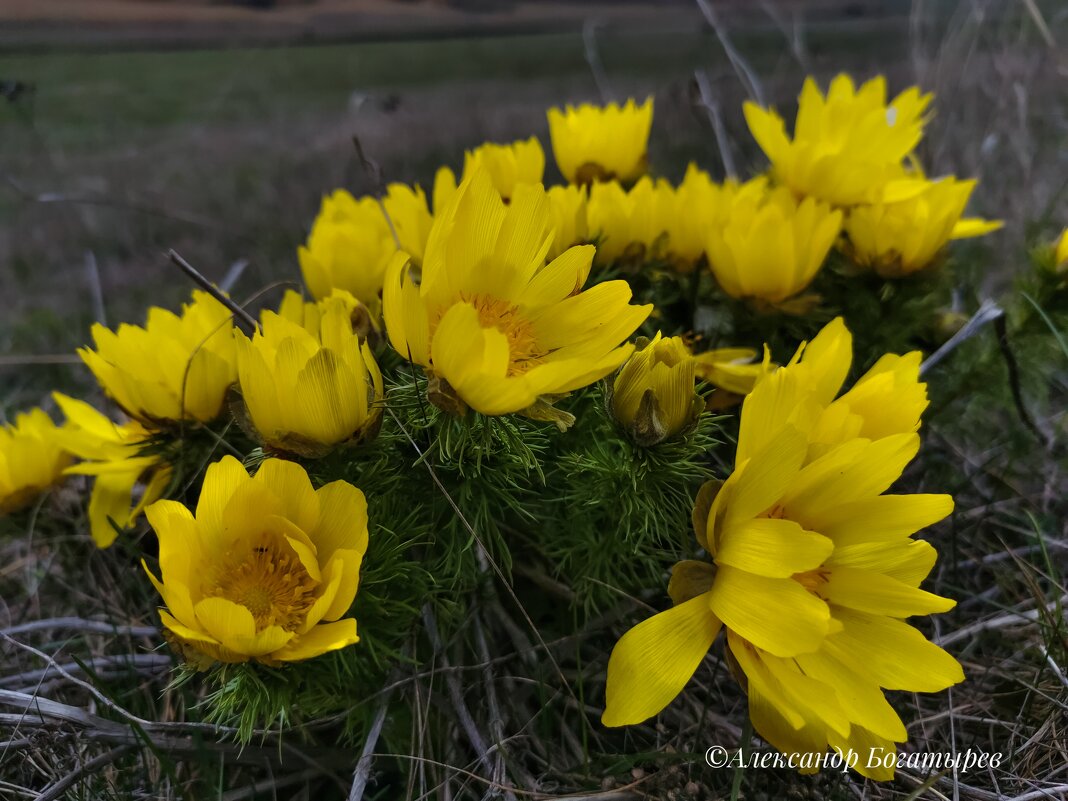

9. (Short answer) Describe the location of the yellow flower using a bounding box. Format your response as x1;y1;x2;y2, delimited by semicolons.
547;98;653;185
461;137;545;201
234;292;383;457
693;346;771;396
143;456;366;667
51;393;171;549
441;161;586;260
79;291;238;426
661;165;730;272
705;179;842;306
299;184;434;315
0;408;70;514
383;169;651;417
844;177;1002;277
546;184;589;260
602;318;963;781
744;74;932;206
611;333;701;446
587;177;670;265
433;165;459;214
1057;228;1068;269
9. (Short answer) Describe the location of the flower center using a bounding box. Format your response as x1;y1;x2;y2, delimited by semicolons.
207;536;317;632
792;568;830;596
462;293;543;376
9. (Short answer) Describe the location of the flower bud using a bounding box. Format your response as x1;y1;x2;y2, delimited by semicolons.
611;333;701;446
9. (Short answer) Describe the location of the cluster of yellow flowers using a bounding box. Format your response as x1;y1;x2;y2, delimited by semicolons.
0;73;1020;779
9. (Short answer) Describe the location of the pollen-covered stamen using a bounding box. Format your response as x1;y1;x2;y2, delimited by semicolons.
206;535;318;632
763;504;786;520
464;293;543;375
792;567;831;596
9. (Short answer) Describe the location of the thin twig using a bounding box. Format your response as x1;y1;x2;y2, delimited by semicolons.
693;70;737;179
582;19;614;104
84;251;106;326
694;0;765;104
351;135;402;250
756;0;810;70
994;314;1045;443
167;249;258;333
0;354;84;367
34;745;134;801
0;653;171;691
0;617;157;638
0;634;276;740
935;593;1068;647
421;605;495;777
219;258;250;293
473;613;518;801
348;687;393;801
920;298;1003;375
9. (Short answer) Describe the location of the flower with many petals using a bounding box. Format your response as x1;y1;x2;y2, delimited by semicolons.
586;177;671;265
52;393;171;549
843;177;1002;277
602;318;963;780
234;292;383;457
144;456;367;667
0;408;70;515
547;98;653;185
461;138;545;201
744;74;932;206
705;179;842;308
383;169;651;418
299;185;434;315
661;165;731;272
79;291;238;426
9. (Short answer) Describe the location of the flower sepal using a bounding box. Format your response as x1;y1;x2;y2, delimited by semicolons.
518;395;577;432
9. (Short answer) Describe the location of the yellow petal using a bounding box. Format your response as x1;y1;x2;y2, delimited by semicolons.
708;566;829;657
807;493;953;546
782;434;920;524
716;427;807;541
794;648;907;742
273;618;359;662
195;456;252;540
823;608;964;692
86;470;140;548
321;549;362;622
193;597;257;653
747;682;827;772
716;518;833;578
313;480;369;561
143;558;198;631
821;566;956;616
826;539;938;587
254;458;320;536
602;591;721;727
950;217;1002;240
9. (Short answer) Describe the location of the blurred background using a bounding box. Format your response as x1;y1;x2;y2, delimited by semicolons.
1;0;1065;410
